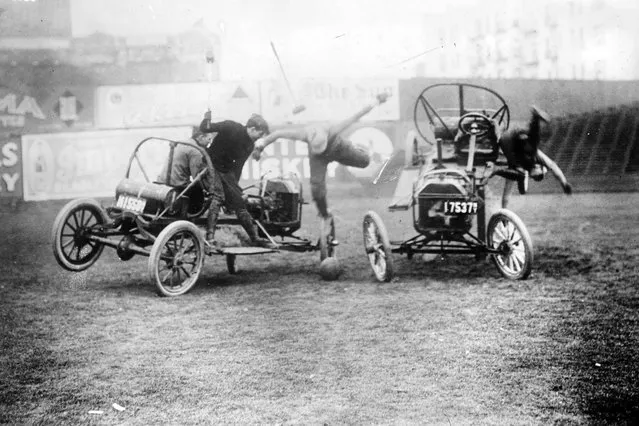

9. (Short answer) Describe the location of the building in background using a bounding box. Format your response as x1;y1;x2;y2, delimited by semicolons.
0;0;72;50
417;0;639;80
0;0;220;85
69;22;221;85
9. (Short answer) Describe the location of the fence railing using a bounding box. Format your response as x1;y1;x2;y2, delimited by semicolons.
543;103;639;178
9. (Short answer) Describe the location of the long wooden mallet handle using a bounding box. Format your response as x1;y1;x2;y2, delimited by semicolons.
270;41;306;114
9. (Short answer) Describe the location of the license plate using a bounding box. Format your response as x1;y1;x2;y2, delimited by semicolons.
443;200;478;215
116;195;147;213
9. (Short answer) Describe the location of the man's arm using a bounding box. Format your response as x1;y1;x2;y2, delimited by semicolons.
252;128;308;160
199;110;228;134
537;149;572;194
188;149;206;180
329;93;389;136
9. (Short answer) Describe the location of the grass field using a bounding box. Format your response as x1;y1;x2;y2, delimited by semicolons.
1;186;638;425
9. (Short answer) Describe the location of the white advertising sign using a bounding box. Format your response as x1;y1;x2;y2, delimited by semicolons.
260;78;399;124
95;82;261;129
22;127;191;201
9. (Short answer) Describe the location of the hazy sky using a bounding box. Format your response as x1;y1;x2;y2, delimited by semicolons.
70;0;465;80
69;0;637;81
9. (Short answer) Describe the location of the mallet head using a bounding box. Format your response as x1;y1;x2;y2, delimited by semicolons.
205;50;215;64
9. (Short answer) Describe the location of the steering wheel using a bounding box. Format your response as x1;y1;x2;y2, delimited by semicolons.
457;112;494;137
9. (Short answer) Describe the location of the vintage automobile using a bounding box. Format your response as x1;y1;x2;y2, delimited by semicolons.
52;137;337;297
363;83;533;282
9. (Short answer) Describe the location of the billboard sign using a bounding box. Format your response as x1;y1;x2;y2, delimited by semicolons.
95;82;260;129
0;85;94;136
260;78;400;124
0;137;22;199
21;127;191;201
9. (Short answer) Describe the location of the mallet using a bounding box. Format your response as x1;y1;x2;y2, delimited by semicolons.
270;41;306;115
205;49;215;110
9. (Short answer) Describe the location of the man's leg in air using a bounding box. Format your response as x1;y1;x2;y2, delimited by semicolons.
329;134;371;169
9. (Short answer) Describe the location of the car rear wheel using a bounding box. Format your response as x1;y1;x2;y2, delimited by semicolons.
52;198;108;271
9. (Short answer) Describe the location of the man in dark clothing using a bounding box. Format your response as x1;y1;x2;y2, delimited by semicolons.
199;112;272;249
499;106;572;208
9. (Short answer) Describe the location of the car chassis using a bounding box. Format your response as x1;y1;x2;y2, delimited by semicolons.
363;83;534;282
52;137;337;296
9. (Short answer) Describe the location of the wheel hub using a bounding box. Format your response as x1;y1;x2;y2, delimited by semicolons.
172;253;184;267
74;228;90;246
498;241;513;256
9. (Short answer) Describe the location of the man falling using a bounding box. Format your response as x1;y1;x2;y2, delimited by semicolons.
498;106;573;208
252;93;390;226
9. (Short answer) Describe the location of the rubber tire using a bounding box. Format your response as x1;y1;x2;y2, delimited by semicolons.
362;210;394;282
149;220;205;297
487;208;533;280
52;198;108;272
319;215;336;261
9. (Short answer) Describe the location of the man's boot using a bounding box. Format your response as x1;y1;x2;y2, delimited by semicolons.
236;209;276;249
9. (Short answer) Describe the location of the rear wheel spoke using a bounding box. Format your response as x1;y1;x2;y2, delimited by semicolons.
179;265;192;278
173;268;183;286
161;269;173;284
62;239;75;249
64;243;77;257
72;245;83;261
71;212;81;231
183;244;197;255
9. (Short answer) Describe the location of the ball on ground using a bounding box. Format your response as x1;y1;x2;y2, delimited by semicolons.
422;253;438;262
319;257;342;281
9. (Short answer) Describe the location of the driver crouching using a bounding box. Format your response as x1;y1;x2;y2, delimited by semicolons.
158;125;274;251
157;127;213;194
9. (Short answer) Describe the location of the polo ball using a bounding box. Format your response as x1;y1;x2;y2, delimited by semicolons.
319;257;342;281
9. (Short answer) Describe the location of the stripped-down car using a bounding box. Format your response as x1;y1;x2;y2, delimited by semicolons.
363;83;534;282
52;137;337;296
